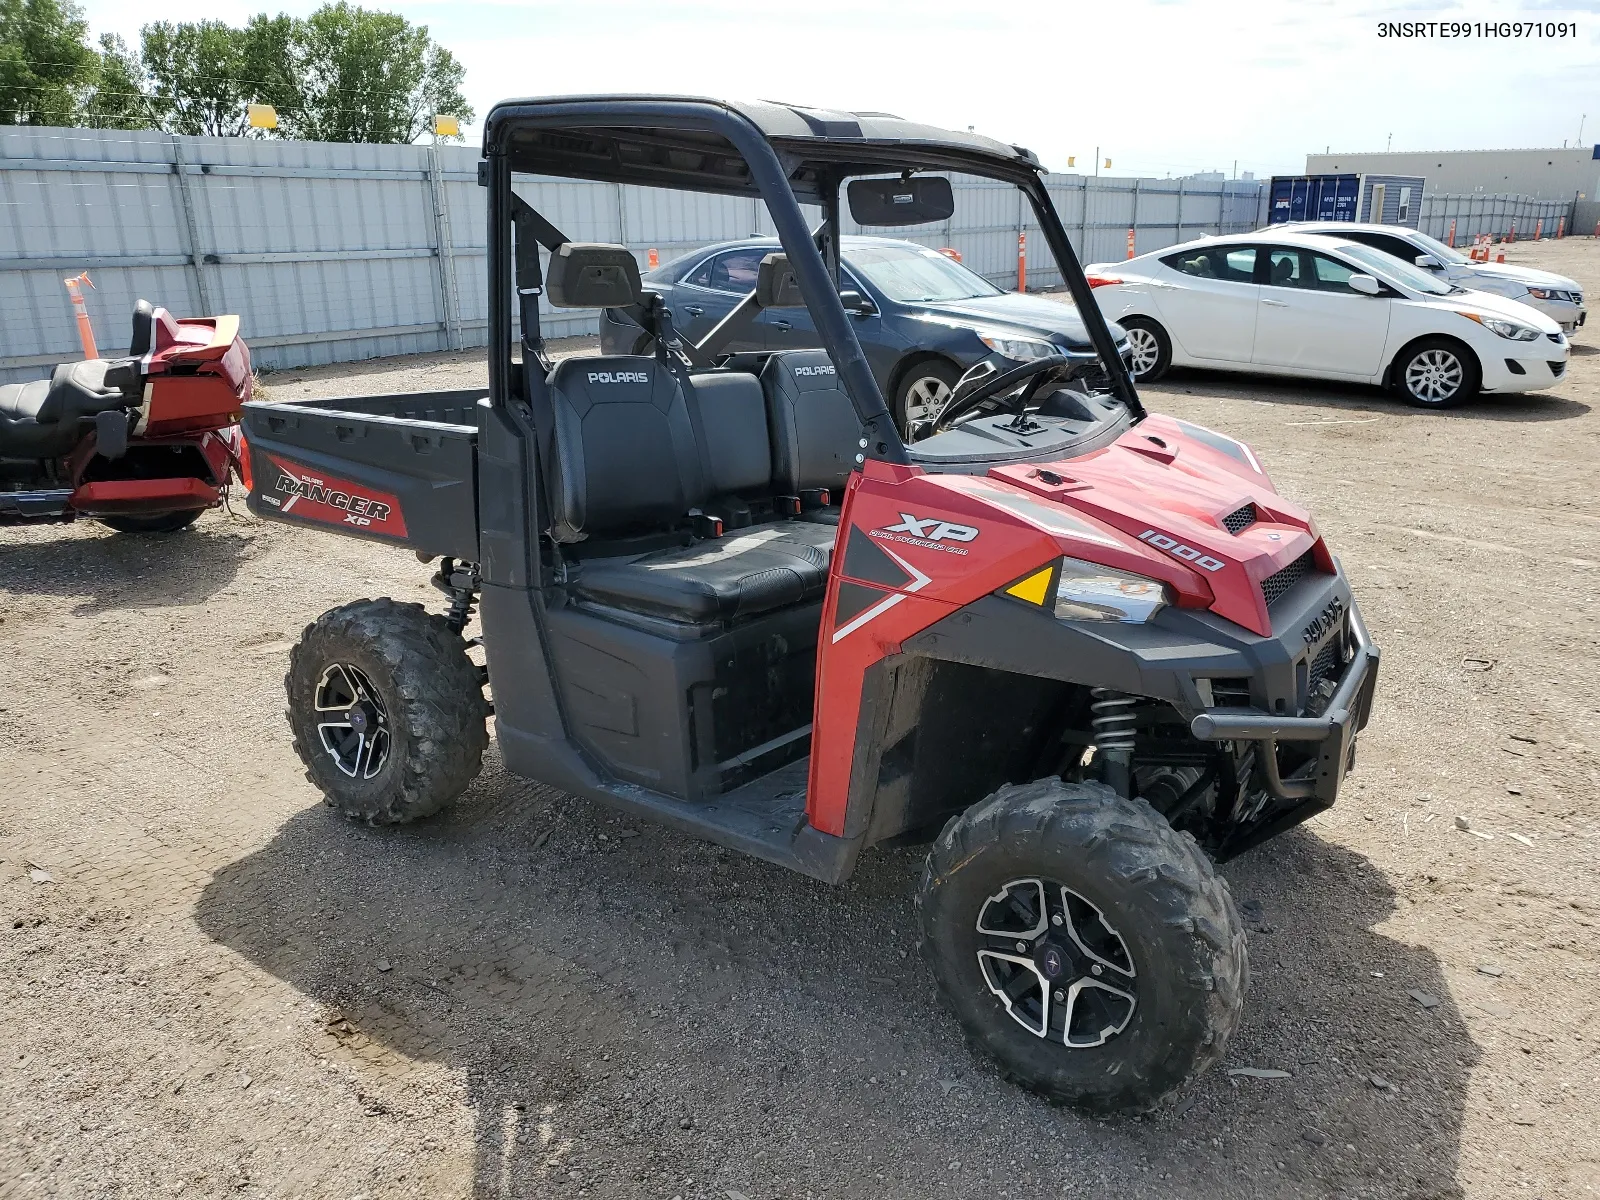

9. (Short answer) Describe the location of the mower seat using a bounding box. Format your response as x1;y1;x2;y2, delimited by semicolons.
0;358;139;458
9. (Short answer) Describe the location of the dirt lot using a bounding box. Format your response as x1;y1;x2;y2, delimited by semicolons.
2;240;1597;1200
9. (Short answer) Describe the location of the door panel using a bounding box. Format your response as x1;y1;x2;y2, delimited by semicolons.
673;249;770;349
1146;245;1260;363
1252;248;1391;376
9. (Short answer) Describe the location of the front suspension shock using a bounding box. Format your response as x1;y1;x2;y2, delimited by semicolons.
1090;687;1138;798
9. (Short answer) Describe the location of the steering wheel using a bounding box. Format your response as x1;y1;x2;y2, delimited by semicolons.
931;353;1070;432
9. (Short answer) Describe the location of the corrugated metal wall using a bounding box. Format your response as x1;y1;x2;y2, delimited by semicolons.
1415;192;1576;245
1;125;1270;383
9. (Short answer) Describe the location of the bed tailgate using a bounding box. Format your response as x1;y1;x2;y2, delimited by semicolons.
241;389;482;561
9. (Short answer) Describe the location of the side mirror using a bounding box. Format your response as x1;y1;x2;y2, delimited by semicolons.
1414;254;1442;270
1348;273;1383;296
839;289;876;315
756;253;803;308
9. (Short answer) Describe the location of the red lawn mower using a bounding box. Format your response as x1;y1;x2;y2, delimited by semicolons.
0;302;252;532
242;96;1379;1114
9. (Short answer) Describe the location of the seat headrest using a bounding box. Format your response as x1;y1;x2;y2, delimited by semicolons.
756;253;803;308
547;243;643;308
130;299;155;357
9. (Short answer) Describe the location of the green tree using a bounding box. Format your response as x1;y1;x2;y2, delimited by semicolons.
140;15;298;136
80;34;154;129
0;0;96;126
284;3;471;143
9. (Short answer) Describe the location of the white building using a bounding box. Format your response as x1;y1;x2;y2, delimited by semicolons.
1304;147;1600;202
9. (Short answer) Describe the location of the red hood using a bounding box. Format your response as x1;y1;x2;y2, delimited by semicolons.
988;415;1325;636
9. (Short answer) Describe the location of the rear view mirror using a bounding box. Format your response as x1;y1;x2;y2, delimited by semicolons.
1348;273;1382;296
756;253;802;307
1414;254;1442;270
847;176;955;226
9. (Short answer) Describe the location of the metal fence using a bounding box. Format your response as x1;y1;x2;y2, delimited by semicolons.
1416;192;1575;245
0;125;1280;383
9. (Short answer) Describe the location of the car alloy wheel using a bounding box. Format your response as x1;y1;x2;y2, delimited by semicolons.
1123;326;1162;378
903;373;954;426
975;876;1138;1048
314;662;391;779
1404;348;1464;404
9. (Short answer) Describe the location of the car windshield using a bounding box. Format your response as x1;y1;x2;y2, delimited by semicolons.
1336;243;1456;296
843;244;1002;303
1405;229;1471;266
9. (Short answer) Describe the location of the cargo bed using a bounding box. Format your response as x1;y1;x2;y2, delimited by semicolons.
241;389;483;560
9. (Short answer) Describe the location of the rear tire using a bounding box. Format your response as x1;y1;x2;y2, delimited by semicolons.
1391;336;1479;408
100;508;204;534
1119;317;1172;382
286;599;489;825
917;779;1246;1114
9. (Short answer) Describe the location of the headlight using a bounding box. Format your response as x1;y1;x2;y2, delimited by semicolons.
978;332;1058;361
1456;311;1540;341
1527;287;1575;303
999;556;1173;623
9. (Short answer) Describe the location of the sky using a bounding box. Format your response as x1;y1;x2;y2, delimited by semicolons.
79;0;1600;179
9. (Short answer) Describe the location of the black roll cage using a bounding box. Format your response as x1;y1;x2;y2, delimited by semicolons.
481;96;1145;468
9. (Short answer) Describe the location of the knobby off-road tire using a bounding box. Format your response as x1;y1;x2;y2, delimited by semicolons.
917;779;1247;1114
286;598;489;825
100;508;204;534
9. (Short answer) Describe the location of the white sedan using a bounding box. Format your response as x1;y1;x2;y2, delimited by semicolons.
1087;231;1570;408
1282;222;1585;335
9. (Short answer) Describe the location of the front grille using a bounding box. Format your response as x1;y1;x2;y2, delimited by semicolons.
1261;550;1315;608
1222;502;1257;534
1549;360;1566;378
1308;638;1342;691
1304;636;1346;717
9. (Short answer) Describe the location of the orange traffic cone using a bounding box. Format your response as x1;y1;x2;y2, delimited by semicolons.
63;271;98;359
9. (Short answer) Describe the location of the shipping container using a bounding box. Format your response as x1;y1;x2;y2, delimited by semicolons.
1267;173;1426;228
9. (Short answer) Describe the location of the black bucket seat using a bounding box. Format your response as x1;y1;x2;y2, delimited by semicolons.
534;244;833;625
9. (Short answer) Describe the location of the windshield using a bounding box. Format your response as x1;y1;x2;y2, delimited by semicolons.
844;244;1003;303
1406;229;1470;266
1337;243;1456;296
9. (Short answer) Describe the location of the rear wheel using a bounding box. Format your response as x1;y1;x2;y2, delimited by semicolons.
1119;317;1172;382
917;779;1246;1114
286;599;488;825
893;359;961;438
100;508;204;534
1392;336;1479;408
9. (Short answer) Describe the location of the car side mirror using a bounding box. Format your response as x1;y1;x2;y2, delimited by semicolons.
839;289;876;315
1414;254;1442;270
1348;273;1383;296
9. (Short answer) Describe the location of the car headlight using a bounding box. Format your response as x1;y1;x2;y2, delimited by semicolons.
999;556;1173;623
978;332;1058;361
1457;311;1540;341
1527;287;1576;303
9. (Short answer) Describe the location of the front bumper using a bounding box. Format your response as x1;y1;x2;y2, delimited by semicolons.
1191;603;1380;806
1480;344;1571;392
908;556;1381;857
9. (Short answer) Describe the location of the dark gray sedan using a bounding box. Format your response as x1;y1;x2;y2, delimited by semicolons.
600;235;1126;432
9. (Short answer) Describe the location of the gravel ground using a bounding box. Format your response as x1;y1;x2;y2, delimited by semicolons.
2;240;1597;1200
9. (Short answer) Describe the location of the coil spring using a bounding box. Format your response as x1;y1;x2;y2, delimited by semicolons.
1090;687;1138;753
445;588;477;634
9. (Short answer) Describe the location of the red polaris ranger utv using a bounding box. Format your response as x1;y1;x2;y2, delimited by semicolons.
1;302;251;531
242;96;1379;1113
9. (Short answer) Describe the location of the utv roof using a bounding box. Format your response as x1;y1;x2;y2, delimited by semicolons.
483;94;1044;204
